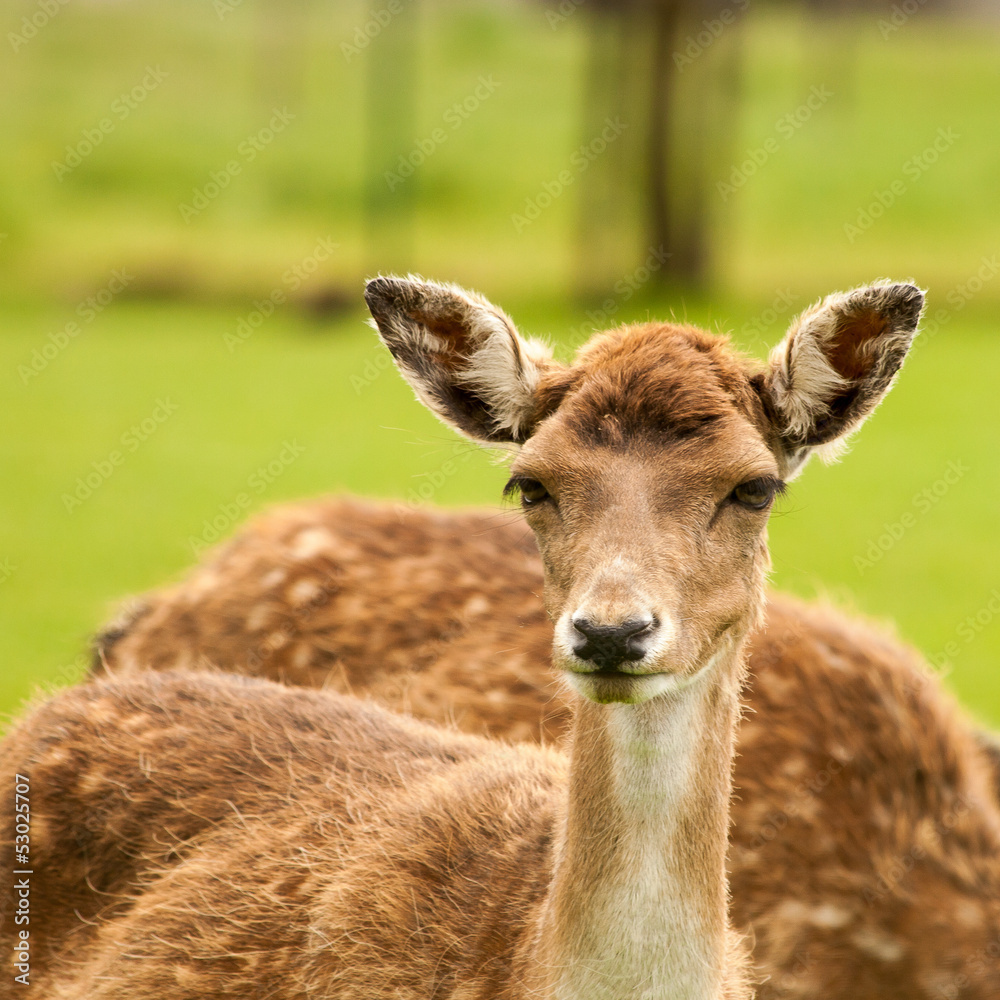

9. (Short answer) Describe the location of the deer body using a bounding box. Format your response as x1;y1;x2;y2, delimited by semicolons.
0;672;750;1000
0;672;560;999
7;276;995;998
93;499;1000;996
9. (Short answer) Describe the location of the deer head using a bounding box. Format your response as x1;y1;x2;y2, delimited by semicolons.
365;276;924;708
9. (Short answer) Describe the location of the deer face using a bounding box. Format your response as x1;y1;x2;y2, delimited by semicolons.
506;327;781;704
366;276;924;705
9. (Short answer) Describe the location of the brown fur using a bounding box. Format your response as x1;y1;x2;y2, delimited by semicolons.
82;275;1000;998
15;275;997;998
0;671;567;998
95;497;1000;998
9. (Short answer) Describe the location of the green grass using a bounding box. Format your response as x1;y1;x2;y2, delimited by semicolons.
2;292;998;727
1;1;998;728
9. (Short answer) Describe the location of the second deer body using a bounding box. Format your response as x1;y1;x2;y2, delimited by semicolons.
9;277;996;998
97;293;1000;994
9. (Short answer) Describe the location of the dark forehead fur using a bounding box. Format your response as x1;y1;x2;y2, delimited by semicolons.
532;322;768;448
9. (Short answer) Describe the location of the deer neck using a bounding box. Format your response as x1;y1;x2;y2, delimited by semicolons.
526;643;746;1000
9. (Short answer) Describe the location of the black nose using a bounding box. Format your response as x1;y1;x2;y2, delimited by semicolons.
571;617;657;670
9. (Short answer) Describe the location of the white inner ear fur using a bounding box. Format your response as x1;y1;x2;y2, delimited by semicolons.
433;285;552;441
367;276;554;443
767;291;852;445
455;313;552;441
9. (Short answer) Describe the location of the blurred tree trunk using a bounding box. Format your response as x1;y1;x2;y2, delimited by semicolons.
647;0;684;276
364;1;420;275
575;0;747;295
573;3;639;296
802;0;859;110
250;0;312;113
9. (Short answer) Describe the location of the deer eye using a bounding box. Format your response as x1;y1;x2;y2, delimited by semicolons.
504;476;551;507
731;477;784;511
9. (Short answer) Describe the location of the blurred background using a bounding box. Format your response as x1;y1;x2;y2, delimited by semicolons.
1;0;998;725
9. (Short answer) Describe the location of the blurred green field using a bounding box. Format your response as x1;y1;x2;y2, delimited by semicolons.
3;291;998;727
2;2;999;299
1;1;998;727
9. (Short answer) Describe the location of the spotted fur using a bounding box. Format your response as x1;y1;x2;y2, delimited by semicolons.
87;276;999;997
33;275;1000;998
94;497;1000;998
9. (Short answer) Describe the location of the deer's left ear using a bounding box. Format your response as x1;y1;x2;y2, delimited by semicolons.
759;281;925;477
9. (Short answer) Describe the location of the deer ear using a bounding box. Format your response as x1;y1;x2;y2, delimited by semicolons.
760;281;925;477
364;275;557;444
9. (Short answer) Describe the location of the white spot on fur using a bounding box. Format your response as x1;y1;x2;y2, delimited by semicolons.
187;569;222;597
808;903;852;929
771;899;852;931
262;568;288;589
460;594;490;619
953;899;984;928
245;605;273;632
265;630;290;651
76;769;107;795
851;927;906;963
289;527;336;560
287;577;323;607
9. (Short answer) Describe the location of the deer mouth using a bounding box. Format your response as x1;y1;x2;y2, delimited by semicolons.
564;666;683;705
578;665;664;679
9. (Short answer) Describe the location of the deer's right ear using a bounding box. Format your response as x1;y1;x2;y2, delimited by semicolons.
364;275;558;444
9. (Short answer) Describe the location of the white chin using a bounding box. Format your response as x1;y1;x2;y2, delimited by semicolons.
563;670;689;705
